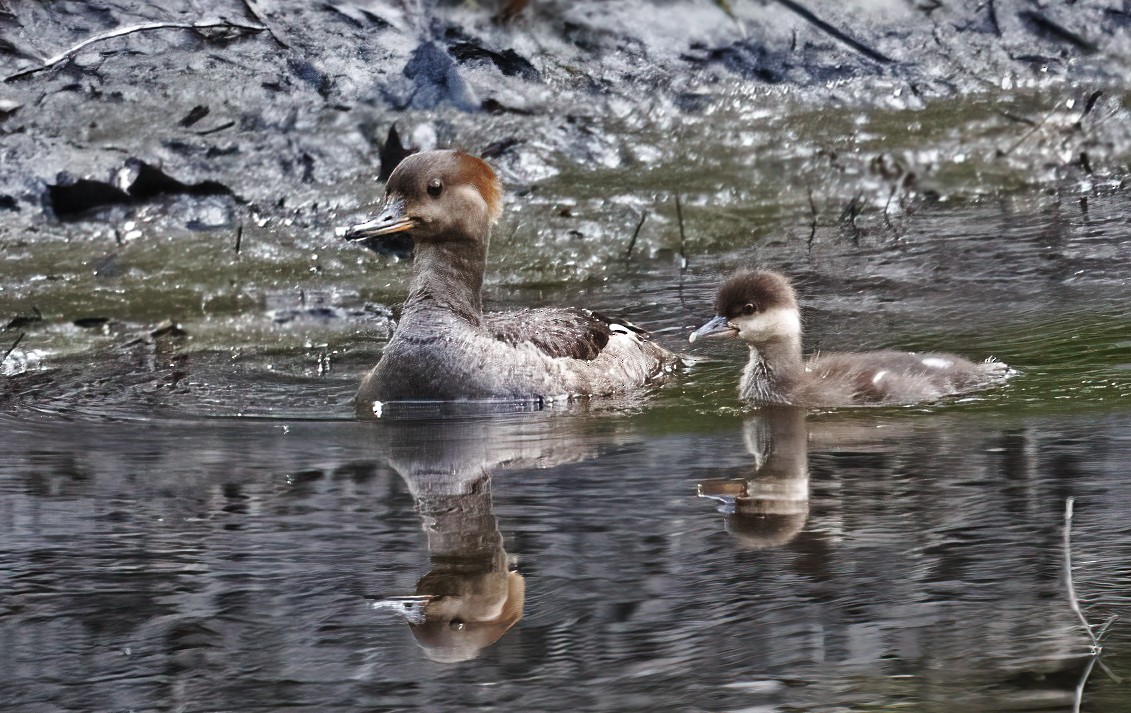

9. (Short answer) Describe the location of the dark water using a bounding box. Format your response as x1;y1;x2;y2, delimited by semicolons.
2;406;1130;712
4;94;1131;710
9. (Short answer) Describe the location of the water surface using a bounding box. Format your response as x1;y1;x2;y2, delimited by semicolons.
2;91;1131;711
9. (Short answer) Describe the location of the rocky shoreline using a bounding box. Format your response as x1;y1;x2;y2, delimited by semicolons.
1;0;1128;227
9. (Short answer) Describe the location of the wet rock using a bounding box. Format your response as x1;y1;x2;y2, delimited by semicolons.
4;307;42;331
123;158;232;202
47;160;234;219
446;40;539;80
178;104;210;127
73;317;111;329
398;42;478;111
48;175;132;218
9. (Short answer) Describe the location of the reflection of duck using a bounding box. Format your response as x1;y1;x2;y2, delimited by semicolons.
698;406;810;549
388;473;524;664
343;150;679;413
370;416;613;662
690;270;1013;407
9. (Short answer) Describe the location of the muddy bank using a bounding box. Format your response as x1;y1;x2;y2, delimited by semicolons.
0;0;1128;221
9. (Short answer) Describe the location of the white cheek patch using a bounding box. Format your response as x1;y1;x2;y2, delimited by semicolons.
453;184;490;224
734;307;801;341
921;357;952;369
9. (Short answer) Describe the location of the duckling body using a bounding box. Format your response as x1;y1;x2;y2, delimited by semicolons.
692;270;1012;408
345;150;677;410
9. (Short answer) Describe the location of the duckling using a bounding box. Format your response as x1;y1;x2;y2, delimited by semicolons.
344;150;679;412
690;270;1012;407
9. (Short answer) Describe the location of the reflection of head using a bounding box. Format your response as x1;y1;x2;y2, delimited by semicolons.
410;571;525;663
724;507;809;551
700;406;811;549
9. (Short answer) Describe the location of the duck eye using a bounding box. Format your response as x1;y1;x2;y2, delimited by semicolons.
427;178;443;198
742;303;757;315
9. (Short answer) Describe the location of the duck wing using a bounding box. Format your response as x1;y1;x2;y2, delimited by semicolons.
484;308;614;361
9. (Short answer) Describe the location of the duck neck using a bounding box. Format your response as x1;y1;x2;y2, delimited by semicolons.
402;239;487;328
740;336;804;405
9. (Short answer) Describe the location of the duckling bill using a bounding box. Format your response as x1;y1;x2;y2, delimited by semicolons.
691;270;1013;407
344;150;680;412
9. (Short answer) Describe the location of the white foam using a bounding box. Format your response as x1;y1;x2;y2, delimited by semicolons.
921;357;952;369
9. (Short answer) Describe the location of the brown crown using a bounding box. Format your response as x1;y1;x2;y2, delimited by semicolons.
715;270;798;318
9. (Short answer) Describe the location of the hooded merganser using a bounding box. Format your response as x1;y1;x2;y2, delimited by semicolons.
690;270;1013;407
344;150;679;411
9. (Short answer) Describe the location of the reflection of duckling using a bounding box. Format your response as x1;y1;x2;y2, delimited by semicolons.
690;270;1013;407
698;406;809;549
343;150;679;412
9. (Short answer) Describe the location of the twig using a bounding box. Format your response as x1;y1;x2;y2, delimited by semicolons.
195;120;236;136
1073;654;1098;713
4;20;268;83
806;187;818;256
1064;498;1096;647
994;109;1038;127
997;104;1058;157
2;332;24;364
624;209;648;259
674;194;688;270
1064;497;1122;713
774;0;894;64
882;182;899;228
986;0;1001;37
839;190;864;244
234;223;243;256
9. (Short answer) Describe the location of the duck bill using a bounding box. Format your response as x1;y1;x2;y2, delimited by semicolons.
344;197;414;240
689;315;737;343
369;594;433;625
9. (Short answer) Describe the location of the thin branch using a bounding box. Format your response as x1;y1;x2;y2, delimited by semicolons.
624;209;648;259
997;105;1057;158
4;20;268;83
1073;652;1098;713
1064;497;1096;647
674;194;688;271
2;331;24;364
1064;496;1123;712
774;0;894;64
806;187;818;255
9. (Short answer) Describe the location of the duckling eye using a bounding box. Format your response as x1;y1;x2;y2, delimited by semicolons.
427;178;443;198
742;303;757;315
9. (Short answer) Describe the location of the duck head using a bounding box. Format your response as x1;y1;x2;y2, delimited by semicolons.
345;149;503;245
690;270;801;346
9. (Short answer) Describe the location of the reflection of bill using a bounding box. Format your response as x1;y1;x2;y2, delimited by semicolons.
697;406;810;549
373;476;524;663
368;414;615;662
